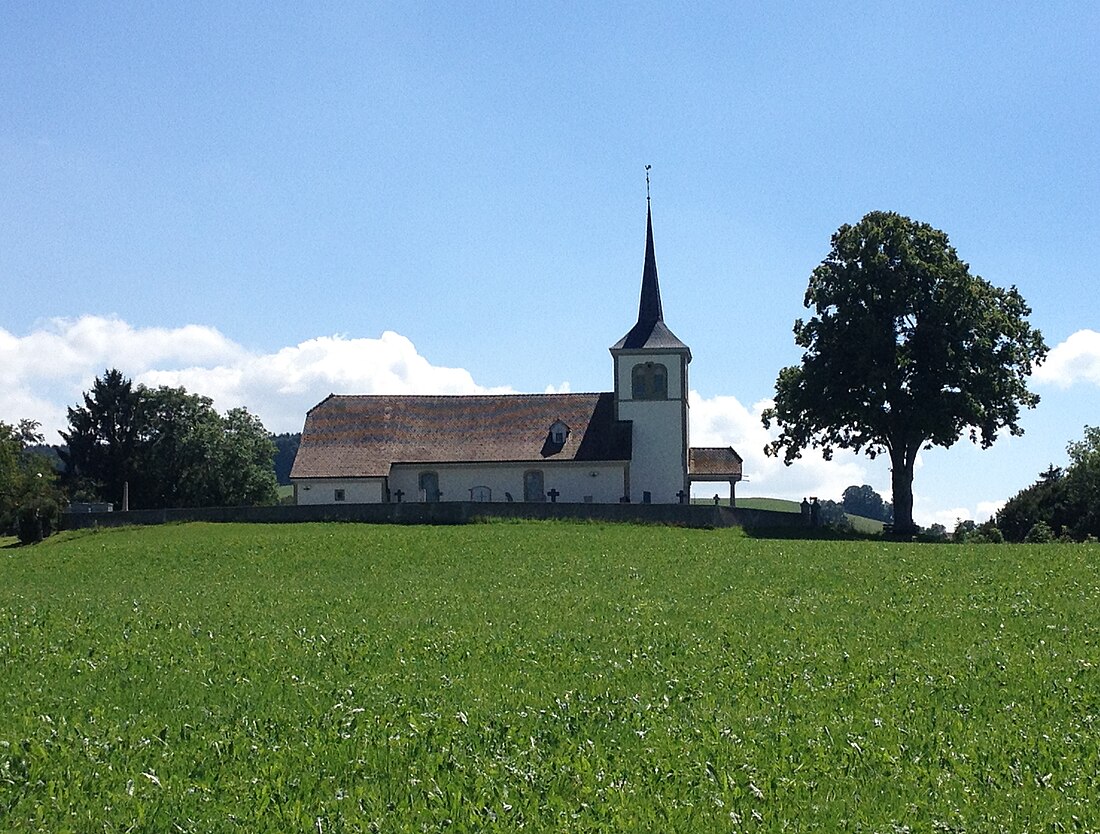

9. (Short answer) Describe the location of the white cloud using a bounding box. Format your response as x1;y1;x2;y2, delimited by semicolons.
688;391;877;502
910;498;1003;530
0;317;510;440
976;499;1005;521
1033;329;1100;388
917;505;972;531
140;331;514;434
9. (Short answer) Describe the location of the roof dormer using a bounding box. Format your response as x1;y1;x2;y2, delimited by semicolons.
549;420;570;446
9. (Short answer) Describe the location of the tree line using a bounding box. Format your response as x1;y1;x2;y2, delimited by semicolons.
0;420;59;543
3;369;282;543
993;426;1100;542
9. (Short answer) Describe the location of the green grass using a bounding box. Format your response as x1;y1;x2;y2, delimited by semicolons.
846;513;886;534
2;523;1098;832
732;496;801;513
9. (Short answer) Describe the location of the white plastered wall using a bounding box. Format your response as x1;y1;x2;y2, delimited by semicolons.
294;478;386;505
389;461;627;504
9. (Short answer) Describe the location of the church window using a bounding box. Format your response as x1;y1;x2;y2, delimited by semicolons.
631;362;668;400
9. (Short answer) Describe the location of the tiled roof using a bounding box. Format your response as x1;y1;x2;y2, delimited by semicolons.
291;392;632;479
611;319;692;353
688;446;743;478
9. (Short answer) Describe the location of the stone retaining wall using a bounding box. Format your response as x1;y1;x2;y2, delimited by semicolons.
61;502;807;531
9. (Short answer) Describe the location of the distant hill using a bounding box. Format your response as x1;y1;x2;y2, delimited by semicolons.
29;444;64;470
735;497;801;513
704;496;886;533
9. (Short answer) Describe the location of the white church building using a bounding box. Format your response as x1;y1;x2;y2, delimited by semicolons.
290;203;742;506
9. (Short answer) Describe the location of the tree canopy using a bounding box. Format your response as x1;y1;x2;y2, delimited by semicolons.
763;211;1047;534
841;484;893;523
60;370;278;510
59;369;139;507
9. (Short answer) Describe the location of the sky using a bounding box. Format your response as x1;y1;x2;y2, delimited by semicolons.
2;2;1098;527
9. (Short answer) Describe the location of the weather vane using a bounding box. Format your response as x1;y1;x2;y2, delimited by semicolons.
645;165;652;203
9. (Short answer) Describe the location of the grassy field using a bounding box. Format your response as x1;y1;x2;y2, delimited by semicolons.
2;522;1098;832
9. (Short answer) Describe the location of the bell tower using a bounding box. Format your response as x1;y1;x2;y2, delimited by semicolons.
610;193;691;503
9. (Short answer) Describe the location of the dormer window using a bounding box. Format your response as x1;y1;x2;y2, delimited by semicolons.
631;362;668;400
549;420;570;446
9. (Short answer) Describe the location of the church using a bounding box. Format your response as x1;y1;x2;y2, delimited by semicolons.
289;202;742;506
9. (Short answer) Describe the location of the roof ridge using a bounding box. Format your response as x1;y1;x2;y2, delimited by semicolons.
327;391;611;400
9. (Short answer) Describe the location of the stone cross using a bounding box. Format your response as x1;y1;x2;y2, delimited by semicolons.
547;488;560;503
394;489;404;503
676;490;687;504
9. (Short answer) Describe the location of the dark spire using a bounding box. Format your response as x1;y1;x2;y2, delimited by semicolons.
637;200;664;325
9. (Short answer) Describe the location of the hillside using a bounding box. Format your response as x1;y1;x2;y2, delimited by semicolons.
2;523;1097;831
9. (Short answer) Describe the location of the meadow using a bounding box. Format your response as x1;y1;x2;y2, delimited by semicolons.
1;522;1097;832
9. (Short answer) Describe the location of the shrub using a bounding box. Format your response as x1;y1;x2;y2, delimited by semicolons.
1024;520;1055;544
15;499;60;545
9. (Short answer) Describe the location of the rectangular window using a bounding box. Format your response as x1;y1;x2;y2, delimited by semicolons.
334;488;346;502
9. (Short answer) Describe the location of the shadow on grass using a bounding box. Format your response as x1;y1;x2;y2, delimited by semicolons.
741;525;886;541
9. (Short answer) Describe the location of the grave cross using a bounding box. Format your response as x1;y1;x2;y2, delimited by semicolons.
547;488;560;503
393;489;404;503
676;490;687;504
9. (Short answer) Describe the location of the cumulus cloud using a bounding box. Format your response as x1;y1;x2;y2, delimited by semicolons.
1033;329;1100;388
688;391;875;503
0;316;510;439
916;497;1002;530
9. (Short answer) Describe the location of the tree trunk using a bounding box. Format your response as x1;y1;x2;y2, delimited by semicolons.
890;444;919;536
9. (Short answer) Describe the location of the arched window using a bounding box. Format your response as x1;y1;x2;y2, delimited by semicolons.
631;362;668;400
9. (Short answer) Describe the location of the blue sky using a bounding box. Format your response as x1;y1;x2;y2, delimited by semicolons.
2;2;1098;526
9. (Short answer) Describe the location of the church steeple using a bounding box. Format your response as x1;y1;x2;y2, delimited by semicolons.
637;202;663;326
611;194;691;358
608;177;692;505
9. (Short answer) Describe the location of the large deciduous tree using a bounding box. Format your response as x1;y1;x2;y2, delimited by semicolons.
763;211;1047;535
